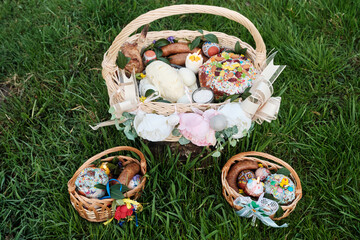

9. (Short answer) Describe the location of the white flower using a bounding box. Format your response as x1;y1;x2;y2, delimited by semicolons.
134;111;174;141
218;102;252;139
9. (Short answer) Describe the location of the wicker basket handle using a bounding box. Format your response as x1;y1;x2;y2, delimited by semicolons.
102;4;266;75
68;146;146;190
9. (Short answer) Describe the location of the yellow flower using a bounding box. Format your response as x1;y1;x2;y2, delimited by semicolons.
140;73;146;78
139;96;147;102
239;189;244;194
258;163;263;168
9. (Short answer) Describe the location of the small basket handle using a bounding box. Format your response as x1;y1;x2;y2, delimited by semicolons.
102;4;267;77
68;146;146;191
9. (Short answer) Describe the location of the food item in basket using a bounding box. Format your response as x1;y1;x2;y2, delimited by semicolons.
218;102;252;139
75;167;109;198
168;53;188;66
192;87;214;103
264;174;295;204
143;50;157;64
185;51;204;73
244;177;264;197
134;111;179;141
178;68;197;87
199;52;257;98
116;162;141;186
128;174;141;189
237;170;256;189
145;61;185;102
202;41;220;57
161;43;200;57
120;42;144;74
255;167;270;181
226;160;258;192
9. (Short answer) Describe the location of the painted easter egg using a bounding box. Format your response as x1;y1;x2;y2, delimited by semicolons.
128;174;141;189
237;170;256;189
255;167;270;181
75;167;109;198
143;50;157;64
264;174;296;204
202;41;220;57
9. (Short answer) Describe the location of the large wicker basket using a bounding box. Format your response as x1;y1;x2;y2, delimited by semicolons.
221;152;302;220
101;4;268;142
68;146;147;222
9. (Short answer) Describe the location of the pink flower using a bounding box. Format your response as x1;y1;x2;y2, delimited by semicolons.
178;109;217;146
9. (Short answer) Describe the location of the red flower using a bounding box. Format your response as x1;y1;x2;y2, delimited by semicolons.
114;205;134;220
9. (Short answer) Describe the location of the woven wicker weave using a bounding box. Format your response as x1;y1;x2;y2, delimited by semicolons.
68;146;147;222
101;5;268;142
221;152;302;220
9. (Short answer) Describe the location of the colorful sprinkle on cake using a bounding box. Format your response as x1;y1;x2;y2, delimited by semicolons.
198;52;258;98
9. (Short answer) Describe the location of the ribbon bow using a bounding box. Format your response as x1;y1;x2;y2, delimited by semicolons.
234;193;288;228
240;52;285;124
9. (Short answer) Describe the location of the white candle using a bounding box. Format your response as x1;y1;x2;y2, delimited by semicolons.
185;50;203;73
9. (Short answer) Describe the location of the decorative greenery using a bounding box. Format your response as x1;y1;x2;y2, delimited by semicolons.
188;30;219;50
234;41;247;55
276;168;291;176
117;51;131;69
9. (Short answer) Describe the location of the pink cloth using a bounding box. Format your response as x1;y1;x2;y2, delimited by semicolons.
178;109;217;146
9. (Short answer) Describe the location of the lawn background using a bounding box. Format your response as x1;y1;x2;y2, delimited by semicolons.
1;0;359;239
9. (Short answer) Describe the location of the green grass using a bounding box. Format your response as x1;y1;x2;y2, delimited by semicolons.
1;0;359;239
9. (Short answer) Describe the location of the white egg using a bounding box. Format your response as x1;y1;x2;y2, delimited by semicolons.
209;114;228;131
178;68;197;86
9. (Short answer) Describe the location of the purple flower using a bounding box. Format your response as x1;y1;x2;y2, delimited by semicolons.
167;36;175;43
152;40;156;44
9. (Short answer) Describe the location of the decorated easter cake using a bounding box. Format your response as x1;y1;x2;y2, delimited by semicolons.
198;52;258;98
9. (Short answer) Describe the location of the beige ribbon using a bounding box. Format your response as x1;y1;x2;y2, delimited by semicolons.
240;56;285;125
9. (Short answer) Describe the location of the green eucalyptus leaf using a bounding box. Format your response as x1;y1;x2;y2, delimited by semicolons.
156;99;171;103
108;106;115;114
197;29;204;34
112;200;117;211
204;34;219;43
276;168;291;176
212;151;221;158
189;36;201;51
125;130;136;141
264;193;280;202
230;138;237;147
179;136;190;145
172;128;181;137
116;199;125;206
239;48;247;55
117;52;131;69
122;112;134;119
154;38;170;48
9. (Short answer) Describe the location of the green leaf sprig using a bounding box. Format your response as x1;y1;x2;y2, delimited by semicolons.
188;30;219;51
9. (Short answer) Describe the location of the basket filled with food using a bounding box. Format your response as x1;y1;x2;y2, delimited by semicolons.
221;151;302;227
94;5;285;155
68;146;147;225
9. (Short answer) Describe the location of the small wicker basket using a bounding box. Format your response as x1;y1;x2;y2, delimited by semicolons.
101;4;268;143
68;146;147;222
221;151;302;220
